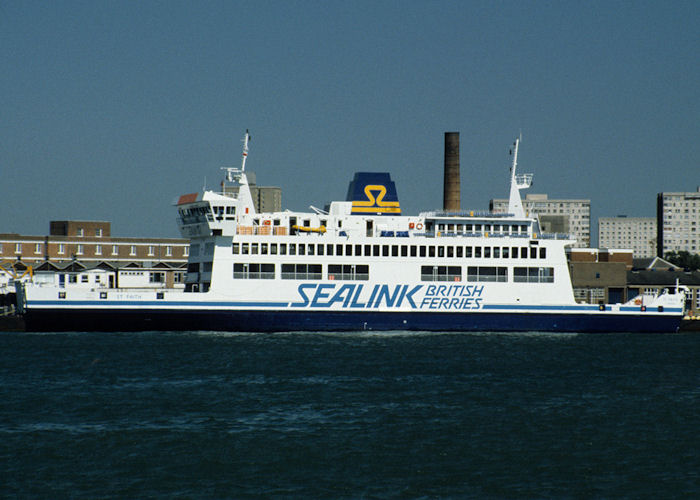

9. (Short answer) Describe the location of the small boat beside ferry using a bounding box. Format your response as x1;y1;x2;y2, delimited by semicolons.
16;132;687;332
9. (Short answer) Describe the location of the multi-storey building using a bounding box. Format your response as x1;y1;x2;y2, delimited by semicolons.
0;221;189;288
598;216;657;258
490;193;591;247
657;188;700;257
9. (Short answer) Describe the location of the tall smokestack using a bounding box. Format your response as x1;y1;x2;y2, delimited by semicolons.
443;132;460;212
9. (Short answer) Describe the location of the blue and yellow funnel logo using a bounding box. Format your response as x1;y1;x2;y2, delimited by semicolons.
346;172;401;215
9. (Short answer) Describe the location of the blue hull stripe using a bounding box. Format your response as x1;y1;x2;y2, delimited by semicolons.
22;308;682;333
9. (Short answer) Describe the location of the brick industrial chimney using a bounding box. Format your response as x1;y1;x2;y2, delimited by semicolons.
443;132;460;212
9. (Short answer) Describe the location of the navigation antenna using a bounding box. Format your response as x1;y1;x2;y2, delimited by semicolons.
223;130;251;184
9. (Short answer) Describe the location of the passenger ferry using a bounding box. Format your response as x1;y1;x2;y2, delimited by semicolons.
17;132;687;332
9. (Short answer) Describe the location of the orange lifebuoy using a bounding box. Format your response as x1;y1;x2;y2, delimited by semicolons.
409;222;415;229
416;223;423;230
634;298;641;305
263;220;271;226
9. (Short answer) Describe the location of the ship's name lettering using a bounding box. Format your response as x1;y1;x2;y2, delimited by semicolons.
291;283;484;310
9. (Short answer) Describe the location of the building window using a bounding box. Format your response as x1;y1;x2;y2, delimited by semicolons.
184;246;189;257
148;245;155;256
130;245;136;256
174;272;184;283
77;228;84;237
166;246;172;257
15;243;21;253
112;245;118;255
149;272;165;283
34;243;42;254
76;244;84;255
95;245;102;255
96;228;103;237
58;244;65;254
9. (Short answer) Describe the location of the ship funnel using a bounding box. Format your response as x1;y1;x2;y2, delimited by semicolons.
443;132;460;212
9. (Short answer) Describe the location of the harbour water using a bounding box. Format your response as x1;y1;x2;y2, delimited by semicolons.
2;330;700;498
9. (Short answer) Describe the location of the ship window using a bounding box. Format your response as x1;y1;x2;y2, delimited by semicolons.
475;247;482;258
226;206;235;215
448;224;454;232
242;243;249;255
437;246;445;258
540;247;546;259
382;245;389;257
327;244;334;256
355;245;362;256
410;246;417;257
429;246;436;258
328;264;369;281
493;224;500;233
484;247;491;258
438;224;445;232
520;247;528;258
465;246;472;258
401;245;408;257
336;244;343;256
512;247;519;258
317;244;324;256
530;247;537;259
493;247;500;258
234;263;275;279
467;266;507;282
392;245;399;257
484;224;491;233
271;244;278;255
282;263;321;280
421;265;461;282
514;267;554;283
446;246;453;258
365;244;372;256
251;243;259;255
280;244;287;255
456;246;463;258
475;224;482;233
346;244;352;256
521;225;528;233
298;244;305;256
502;247;509;258
290;244;296;255
307;244;314;256
419;246;426;257
466;224;473;232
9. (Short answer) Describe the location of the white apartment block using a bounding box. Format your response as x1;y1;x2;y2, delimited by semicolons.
490;194;591;247
657;189;700;256
598;216;657;258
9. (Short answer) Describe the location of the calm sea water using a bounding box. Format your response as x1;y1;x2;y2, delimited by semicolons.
1;330;700;498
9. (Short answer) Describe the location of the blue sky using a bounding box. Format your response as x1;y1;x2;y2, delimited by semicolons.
2;1;698;243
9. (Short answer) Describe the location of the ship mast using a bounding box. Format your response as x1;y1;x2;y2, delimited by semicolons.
221;130;256;215
507;136;532;218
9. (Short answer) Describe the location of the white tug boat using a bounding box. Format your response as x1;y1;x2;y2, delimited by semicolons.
17;132;687;332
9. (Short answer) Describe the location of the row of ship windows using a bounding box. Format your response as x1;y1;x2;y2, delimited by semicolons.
231;263;555;283
232;242;547;259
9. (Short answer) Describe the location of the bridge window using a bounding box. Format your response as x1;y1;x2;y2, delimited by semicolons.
540;247;547;259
